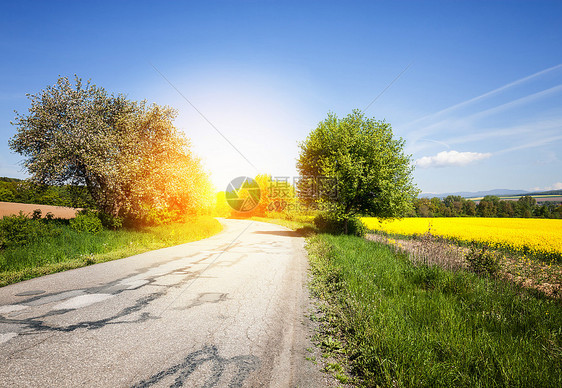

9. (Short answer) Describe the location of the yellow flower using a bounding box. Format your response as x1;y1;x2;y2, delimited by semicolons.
362;217;562;260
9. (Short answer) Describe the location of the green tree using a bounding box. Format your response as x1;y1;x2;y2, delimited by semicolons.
414;198;432;217
516;195;536;218
443;195;464;216
554;204;562;219
497;200;515;218
463;200;477;216
535;202;554;218
297;110;418;233
477;195;500;217
430;197;442;216
9;76;212;224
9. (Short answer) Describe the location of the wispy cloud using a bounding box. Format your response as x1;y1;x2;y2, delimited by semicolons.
403;63;562;130
530;182;562;191
403;64;562;158
535;151;559;165
418;138;451;149
407;83;562;148
408;117;562;154
416;150;492;168
495;134;562;155
458;84;562;123
444;118;562;146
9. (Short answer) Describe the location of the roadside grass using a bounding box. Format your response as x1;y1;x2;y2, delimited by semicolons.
249;214;316;235
368;232;562;299
306;233;562;387
0;216;222;287
249;216;304;230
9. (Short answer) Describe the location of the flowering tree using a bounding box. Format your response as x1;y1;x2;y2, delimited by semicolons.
10;76;212;225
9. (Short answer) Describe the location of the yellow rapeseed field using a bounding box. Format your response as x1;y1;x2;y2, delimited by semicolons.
362;217;562;261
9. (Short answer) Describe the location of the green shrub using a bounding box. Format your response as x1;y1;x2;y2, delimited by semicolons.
313;211;366;237
0;187;15;202
465;245;501;277
138;208;182;226
70;211;103;234
98;212;123;229
0;212;56;248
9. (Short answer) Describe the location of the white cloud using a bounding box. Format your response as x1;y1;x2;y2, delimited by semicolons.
416;150;492;168
530;182;562;191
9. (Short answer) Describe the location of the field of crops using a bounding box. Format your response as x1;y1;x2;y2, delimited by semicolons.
362;217;562;262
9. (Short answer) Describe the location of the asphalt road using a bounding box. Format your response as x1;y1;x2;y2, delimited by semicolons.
0;219;329;387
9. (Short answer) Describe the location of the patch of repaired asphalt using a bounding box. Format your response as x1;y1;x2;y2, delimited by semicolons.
53;293;115;310
24;290;86;306
0;305;29;314
0;332;18;345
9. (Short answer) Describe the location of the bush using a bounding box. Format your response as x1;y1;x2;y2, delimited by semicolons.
465;245;501;277
0;213;31;248
135;207;184;226
98;212;123;229
314;212;366;237
0;187;15;202
0;212;56;248
70;211;103;234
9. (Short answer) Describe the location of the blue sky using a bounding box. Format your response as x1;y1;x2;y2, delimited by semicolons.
1;0;561;194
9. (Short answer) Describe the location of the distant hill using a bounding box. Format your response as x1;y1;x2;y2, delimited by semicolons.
526;189;562;196
0;177;23;183
420;189;529;199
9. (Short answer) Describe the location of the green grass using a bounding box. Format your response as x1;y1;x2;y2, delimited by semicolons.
0;216;222;287
306;234;562;387
250;214;317;234
249;216;307;230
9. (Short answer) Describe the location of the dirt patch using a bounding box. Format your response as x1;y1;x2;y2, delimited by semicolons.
0;201;80;219
367;233;468;271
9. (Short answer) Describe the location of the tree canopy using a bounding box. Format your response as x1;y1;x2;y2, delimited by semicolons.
10;76;212;225
297;110;418;222
410;195;561;218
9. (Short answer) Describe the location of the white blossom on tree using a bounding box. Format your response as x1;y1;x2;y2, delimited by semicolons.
10;76;212;224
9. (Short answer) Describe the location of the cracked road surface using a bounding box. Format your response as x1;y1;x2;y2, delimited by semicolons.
0;219;327;387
